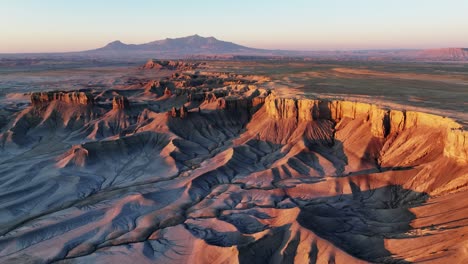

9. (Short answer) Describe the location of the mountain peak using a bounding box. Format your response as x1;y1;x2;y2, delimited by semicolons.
184;34;216;40
103;40;128;49
93;35;255;55
196;34;216;39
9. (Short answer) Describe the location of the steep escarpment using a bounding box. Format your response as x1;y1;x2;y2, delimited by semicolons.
0;91;100;147
0;67;466;264
30;91;95;107
0;92;141;148
112;95;130;110
254;94;465;162
229;94;467;206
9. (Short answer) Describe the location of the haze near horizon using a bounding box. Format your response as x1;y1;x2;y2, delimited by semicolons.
1;0;467;53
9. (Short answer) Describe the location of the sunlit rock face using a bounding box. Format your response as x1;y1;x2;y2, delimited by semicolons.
112;95;130;110
31;91;94;107
0;65;466;264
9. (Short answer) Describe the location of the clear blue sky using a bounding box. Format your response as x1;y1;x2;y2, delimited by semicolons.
1;0;467;52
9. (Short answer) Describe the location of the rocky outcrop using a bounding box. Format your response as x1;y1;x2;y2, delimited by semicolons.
112;96;130;111
164;87;172;96
216;97;253;113
140;59;204;70
170;107;177;118
170;106;189;119
2;91;101;146
56;145;89;168
141;59;161;70
187;92;205;102
180;105;188;118
162;71;256;91
252;96;266;107
186;90;229;104
204;93;217;103
444;128;467;163
30;91;94;107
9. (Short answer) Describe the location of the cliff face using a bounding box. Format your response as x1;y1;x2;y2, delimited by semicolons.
112;95;130;111
30;91;94;107
445;129;468;163
264;96;391;138
22;91;466;164
169;106;189;119
217;97;252;112
0;92;100;147
260;94;466;162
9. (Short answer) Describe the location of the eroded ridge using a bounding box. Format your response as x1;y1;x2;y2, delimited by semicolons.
0;66;466;264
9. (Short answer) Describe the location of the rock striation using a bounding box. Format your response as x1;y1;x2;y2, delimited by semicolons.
112;95;130;110
30;91;94;107
170;106;189;119
258;94;466;162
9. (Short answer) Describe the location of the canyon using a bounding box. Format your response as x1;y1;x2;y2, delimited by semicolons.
0;60;466;263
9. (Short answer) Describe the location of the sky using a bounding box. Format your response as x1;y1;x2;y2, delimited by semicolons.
1;0;467;53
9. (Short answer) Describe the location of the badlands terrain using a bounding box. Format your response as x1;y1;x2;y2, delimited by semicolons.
0;59;467;263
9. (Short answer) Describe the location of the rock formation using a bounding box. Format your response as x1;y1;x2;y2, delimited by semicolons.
0;64;466;264
187;92;205;102
169;106;189;119
140;59;204;70
170;106;178;118
30;91;94;107
163;87;172;96
180;105;188;118
204;92;217;103
112;95;130;110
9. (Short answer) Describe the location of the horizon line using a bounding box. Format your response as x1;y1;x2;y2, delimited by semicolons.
0;34;466;54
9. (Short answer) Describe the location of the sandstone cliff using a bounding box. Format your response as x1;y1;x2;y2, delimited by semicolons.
112;95;130;111
252;94;466;164
30;91;94;107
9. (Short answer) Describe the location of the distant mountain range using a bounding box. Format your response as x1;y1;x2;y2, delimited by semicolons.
1;35;467;61
82;34;269;57
79;35;468;61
